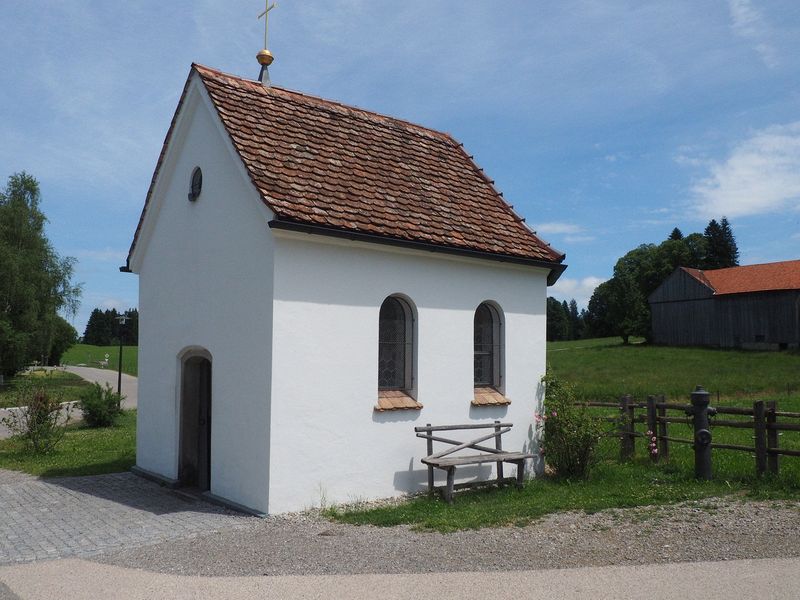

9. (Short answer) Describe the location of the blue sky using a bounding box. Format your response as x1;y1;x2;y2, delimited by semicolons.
2;1;799;334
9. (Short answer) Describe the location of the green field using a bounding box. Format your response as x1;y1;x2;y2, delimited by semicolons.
331;339;800;531
0;369;92;409
546;337;800;401
0;410;136;477
63;344;138;376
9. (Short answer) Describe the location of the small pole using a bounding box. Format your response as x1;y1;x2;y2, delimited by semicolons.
753;400;767;477
691;386;712;480
115;314;129;397
620;395;635;461
657;394;669;462
646;395;658;463
426;423;434;494
494;420;504;484
767;400;779;475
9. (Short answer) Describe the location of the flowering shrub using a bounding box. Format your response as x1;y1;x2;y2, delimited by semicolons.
646;430;658;457
0;380;72;453
537;371;604;479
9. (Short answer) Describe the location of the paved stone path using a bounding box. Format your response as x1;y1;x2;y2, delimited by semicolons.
0;471;253;565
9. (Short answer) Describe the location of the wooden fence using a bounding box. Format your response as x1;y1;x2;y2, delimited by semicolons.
579;393;800;477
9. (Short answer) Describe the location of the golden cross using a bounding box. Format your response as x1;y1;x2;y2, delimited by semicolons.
258;1;277;49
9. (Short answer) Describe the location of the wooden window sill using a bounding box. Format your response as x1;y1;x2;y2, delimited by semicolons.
472;387;511;406
374;390;423;412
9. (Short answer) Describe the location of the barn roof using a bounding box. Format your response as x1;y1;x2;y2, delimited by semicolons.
681;260;800;295
125;64;566;281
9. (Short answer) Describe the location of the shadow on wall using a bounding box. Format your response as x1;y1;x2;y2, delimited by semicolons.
468;404;508;420
393;458;492;494
524;379;546;475
371;408;423;424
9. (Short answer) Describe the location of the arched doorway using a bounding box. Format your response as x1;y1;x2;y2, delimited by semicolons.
179;353;212;491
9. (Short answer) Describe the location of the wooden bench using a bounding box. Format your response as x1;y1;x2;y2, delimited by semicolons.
415;421;533;503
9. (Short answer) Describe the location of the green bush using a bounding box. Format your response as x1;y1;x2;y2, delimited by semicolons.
538;371;604;478
78;382;123;427
0;380;72;453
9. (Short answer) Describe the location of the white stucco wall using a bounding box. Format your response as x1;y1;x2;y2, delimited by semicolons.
268;232;548;513
133;80;274;514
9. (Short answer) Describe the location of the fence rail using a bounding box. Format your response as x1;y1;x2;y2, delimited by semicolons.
576;387;800;479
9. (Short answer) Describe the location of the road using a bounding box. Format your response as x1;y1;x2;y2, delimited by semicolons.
0;556;798;599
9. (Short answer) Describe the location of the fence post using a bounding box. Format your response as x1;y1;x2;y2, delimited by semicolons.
754;400;767;477
494;420;504;483
690;386;713;480
620;395;635;461
646;395;658;463
657;394;669;462
767;400;779;475
426;423;434;493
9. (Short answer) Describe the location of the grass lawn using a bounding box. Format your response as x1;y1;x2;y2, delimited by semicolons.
546;337;800;401
0;369;92;409
62;343;138;376
330;402;800;531
0;410;136;477
330;340;800;531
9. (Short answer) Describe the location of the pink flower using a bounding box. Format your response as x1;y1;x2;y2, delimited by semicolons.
651;436;657;442
652;448;658;455
551;411;558;417
539;447;546;455
646;430;653;436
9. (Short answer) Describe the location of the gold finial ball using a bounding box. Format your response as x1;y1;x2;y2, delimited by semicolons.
256;49;274;66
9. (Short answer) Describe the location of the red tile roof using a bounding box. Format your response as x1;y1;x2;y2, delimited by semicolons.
681;260;800;295
126;64;565;271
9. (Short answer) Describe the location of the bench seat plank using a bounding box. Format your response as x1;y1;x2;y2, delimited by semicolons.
423;451;532;467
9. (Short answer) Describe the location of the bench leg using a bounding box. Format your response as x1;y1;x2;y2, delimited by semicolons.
496;460;504;485
445;467;455;504
515;461;524;489
427;465;434;494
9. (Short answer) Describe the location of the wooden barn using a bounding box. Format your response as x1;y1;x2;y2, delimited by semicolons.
649;260;800;350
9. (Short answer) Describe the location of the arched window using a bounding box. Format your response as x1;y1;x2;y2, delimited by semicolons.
474;302;502;389
378;296;414;391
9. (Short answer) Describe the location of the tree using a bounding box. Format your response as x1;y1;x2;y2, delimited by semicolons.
568;299;583;340
703;217;739;269
0;172;81;376
546;297;569;341
584;217;740;343
83;307;138;345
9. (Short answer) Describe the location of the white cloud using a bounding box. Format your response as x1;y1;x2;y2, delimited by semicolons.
535;222;584;235
728;0;779;68
549;276;606;310
564;235;596;243
688;121;800;218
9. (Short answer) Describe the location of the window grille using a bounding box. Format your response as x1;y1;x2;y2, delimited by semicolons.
474;303;501;388
378;297;412;389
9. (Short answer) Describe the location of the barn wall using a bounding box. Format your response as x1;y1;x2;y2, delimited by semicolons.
716;291;800;349
649;269;715;345
135;83;274;514
650;298;717;346
267;233;549;514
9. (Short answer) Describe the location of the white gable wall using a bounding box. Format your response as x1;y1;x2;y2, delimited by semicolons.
268;232;547;513
135;82;274;513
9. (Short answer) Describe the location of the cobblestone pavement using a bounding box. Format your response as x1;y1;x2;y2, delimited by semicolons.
0;470;254;565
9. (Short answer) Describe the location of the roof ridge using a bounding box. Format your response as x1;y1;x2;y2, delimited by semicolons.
191;63;455;145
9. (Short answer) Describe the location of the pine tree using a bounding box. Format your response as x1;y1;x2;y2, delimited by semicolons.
668;227;683;240
703;217;739;269
718;217;739;267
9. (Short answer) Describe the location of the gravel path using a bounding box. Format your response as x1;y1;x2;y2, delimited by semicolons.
95;496;800;576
